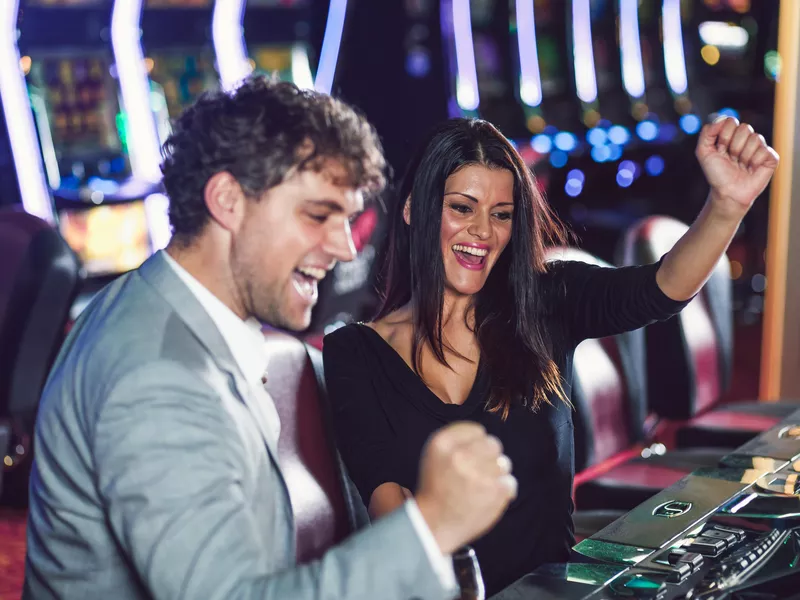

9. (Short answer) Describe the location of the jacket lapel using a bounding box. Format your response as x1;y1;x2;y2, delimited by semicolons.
137;252;285;475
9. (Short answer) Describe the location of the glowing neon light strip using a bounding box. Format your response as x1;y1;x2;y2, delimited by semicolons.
111;0;162;183
314;0;347;94
516;0;542;107
662;0;688;95
0;0;54;223
572;0;598;104
213;0;250;91
619;0;645;98
451;0;479;111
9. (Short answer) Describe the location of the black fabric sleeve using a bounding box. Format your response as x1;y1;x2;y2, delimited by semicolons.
322;327;404;509
546;259;691;344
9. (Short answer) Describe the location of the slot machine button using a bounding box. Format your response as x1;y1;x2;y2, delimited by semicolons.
685;537;726;557
666;562;692;583
701;529;737;547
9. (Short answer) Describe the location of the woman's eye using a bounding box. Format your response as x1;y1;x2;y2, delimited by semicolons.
451;203;471;213
308;213;328;223
494;212;513;221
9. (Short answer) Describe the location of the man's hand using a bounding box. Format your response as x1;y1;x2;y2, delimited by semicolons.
414;422;517;555
696;116;779;221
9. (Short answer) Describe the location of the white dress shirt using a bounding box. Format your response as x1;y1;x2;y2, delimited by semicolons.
163;251;457;596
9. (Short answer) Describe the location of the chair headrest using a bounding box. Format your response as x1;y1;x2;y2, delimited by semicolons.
545;246;613;269
0;208;82;420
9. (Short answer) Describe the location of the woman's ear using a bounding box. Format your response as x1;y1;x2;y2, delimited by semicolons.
403;196;411;225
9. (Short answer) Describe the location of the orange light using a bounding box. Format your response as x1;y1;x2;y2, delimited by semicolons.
526;115;546;134
20;55;32;75
730;260;743;279
583;109;600;128
701;45;721;65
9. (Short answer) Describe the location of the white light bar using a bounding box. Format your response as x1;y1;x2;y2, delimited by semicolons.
698;21;749;49
619;0;645;99
213;0;251;91
572;0;598;104
291;43;314;90
662;0;688;95
451;0;480;111
111;0;163;184
314;0;347;94
0;0;54;223
516;0;543;107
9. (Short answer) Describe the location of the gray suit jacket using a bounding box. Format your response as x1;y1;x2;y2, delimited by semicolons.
24;251;450;600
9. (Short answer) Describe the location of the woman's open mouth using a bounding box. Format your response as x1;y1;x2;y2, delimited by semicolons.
452;243;489;271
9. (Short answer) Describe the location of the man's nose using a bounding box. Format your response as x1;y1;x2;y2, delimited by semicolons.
324;218;358;263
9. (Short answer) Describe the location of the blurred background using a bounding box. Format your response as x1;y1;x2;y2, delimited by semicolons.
0;0;796;596
0;0;781;330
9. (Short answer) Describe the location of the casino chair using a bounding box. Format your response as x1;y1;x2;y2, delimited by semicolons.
263;330;369;563
0;207;82;506
618;216;797;449
545;248;727;517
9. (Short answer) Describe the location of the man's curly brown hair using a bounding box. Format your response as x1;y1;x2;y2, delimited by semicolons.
161;75;387;244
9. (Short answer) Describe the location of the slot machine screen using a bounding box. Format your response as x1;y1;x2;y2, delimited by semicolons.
148;53;217;118
59;202;152;276
251;47;295;80
26;54;128;182
144;0;217;118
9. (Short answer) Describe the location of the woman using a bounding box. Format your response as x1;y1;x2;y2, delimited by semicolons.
323;117;777;595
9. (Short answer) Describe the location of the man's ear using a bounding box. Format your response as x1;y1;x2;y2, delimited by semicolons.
403;196;411;225
204;172;246;233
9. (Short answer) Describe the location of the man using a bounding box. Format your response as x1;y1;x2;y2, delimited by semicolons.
24;77;517;599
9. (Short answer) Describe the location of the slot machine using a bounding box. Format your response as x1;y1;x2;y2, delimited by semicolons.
140;0;218;143
15;0;167;308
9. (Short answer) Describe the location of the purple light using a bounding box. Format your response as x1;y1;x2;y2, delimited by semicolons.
0;0;54;223
572;0;597;104
449;0;480;110
515;0;542;107
619;0;645;98
314;0;348;94
662;0;688;95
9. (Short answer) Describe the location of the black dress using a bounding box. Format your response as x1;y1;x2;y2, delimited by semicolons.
322;260;689;596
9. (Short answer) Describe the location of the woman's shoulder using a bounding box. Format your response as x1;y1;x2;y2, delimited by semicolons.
323;322;370;352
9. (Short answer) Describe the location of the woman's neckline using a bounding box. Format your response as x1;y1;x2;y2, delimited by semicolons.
353;322;487;412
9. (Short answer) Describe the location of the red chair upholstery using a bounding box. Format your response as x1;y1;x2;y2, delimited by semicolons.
0;207;82;505
618;216;796;449
263;331;368;564
546;248;724;513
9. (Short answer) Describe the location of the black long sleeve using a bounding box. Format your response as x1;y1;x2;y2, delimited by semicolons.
543;259;690;343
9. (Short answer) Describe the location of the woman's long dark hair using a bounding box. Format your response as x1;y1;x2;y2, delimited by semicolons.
376;118;569;418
